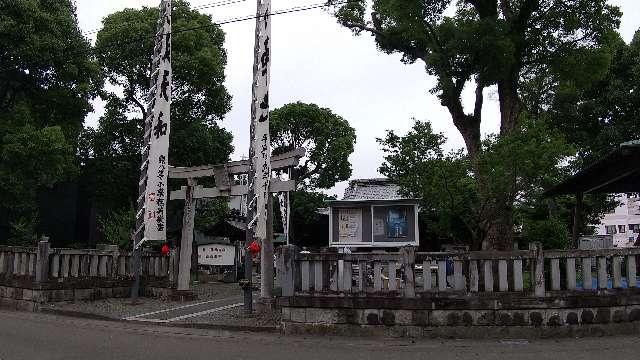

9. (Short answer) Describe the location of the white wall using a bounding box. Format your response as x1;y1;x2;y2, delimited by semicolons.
594;194;640;247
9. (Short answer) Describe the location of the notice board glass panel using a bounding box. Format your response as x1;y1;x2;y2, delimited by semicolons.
338;208;363;243
372;205;415;243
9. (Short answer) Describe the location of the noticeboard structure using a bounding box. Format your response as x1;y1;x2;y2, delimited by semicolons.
328;179;420;248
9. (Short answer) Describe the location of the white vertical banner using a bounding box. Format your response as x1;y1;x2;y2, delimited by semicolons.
248;0;271;240
143;0;172;241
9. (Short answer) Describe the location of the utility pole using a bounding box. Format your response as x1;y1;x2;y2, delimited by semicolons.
132;0;172;301
244;0;272;314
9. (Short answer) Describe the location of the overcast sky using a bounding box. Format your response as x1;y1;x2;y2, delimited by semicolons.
76;0;640;198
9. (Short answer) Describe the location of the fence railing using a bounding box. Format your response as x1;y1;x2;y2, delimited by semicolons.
0;239;173;285
278;244;640;297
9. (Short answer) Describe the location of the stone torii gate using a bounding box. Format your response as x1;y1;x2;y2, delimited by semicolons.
168;148;304;295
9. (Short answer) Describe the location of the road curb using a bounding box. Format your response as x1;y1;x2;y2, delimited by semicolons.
39;307;280;334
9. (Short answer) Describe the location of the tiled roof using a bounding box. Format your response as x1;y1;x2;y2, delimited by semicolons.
342;178;404;200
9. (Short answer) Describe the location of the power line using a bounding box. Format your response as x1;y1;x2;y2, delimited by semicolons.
83;0;248;36
1;0;358;74
193;0;246;11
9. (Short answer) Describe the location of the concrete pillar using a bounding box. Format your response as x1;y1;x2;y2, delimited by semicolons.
438;260;447;291
401;246;416;298
613;256;622;288
168;248;179;287
551;258;561;290
423;260;433;291
35;237;50;283
627;255;637;287
498;260;508;291
597;256;608;289
513;259;524;292
301;260;310;292
530;242;545;297
454;259;465;291
469;260;479;292
566;258;576;290
279;245;299;296
583;257;593;290
483;260;493;292
373;262;382;291
178;179;196;291
388;261;397;291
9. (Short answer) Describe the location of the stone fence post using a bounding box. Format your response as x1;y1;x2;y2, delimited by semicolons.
168;248;179;288
35;236;50;283
105;245;119;278
401;246;416;298
277;245;299;297
529;242;545;297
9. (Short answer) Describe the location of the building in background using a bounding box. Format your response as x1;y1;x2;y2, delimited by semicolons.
327;178;420;249
594;194;640;247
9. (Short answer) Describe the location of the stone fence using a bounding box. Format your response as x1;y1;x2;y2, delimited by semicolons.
0;239;176;311
276;244;640;337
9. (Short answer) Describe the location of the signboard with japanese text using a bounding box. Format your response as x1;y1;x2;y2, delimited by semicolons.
198;244;236;266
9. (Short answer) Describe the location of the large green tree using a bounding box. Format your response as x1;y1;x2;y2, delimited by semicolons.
270;102;356;190
269;102;356;247
519;30;639;247
82;0;234;242
543;30;640;163
0;0;101;243
330;0;620;249
378;119;574;250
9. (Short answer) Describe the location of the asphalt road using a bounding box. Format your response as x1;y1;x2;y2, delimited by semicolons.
1;310;640;360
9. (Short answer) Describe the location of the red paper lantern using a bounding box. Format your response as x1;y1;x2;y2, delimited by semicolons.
161;243;170;256
248;240;261;254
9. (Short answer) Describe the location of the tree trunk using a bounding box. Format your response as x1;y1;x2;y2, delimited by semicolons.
498;75;521;135
484;199;514;251
452;114;481;160
483;75;522;251
444;74;522;251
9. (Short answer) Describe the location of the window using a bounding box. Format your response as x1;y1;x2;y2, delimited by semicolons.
619;225;626;233
630;224;640;234
605;225;617;235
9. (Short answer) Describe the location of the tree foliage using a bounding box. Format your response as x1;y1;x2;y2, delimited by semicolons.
82;0;234;223
270;102;356;190
99;205;135;250
269;102;355;246
331;0;621;249
542;30;640;163
284;191;333;248
95;0;230;125
378;119;575;249
331;0;620;150
0;0;101;243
